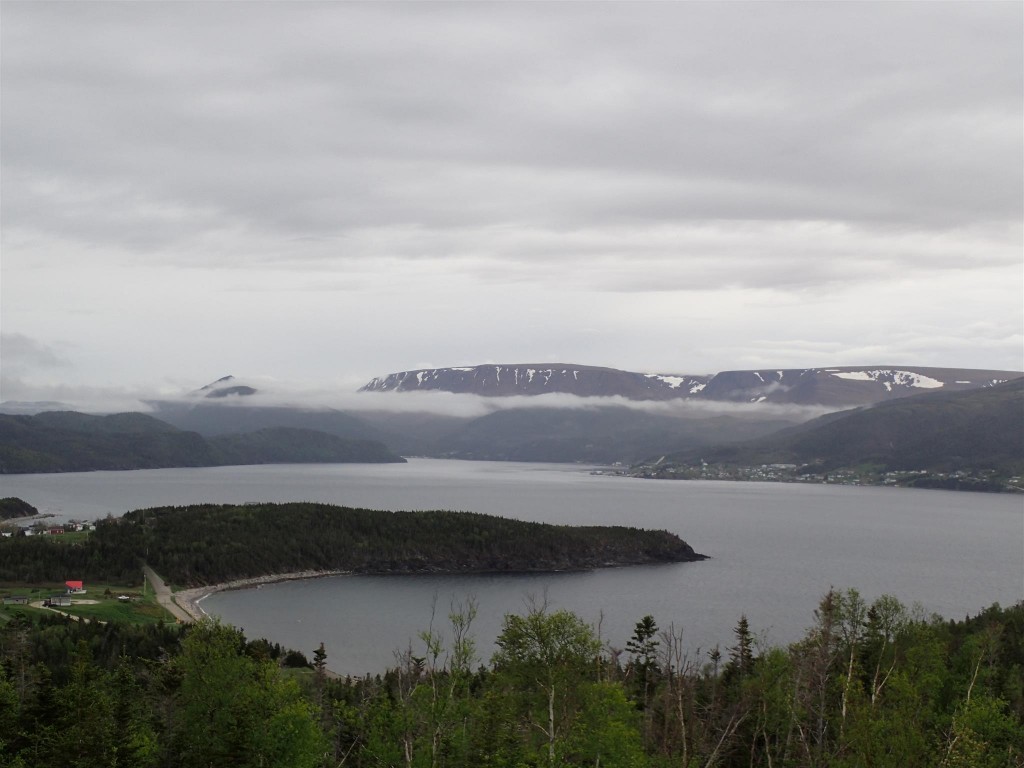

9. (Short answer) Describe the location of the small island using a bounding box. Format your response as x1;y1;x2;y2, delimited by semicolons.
0;496;38;520
0;502;706;588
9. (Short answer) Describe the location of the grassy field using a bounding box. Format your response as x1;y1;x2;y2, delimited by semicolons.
60;595;173;625
9;528;94;544
0;602;49;624
1;582;176;625
42;529;92;544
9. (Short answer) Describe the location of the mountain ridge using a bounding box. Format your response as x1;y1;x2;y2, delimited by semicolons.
631;378;1024;491
361;363;1021;406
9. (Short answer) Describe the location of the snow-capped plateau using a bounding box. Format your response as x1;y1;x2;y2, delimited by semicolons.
361;364;711;401
360;364;1022;407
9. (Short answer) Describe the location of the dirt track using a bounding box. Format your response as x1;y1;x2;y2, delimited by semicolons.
29;598;102;623
142;565;198;623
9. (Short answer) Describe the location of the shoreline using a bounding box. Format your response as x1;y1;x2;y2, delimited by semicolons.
172;569;352;621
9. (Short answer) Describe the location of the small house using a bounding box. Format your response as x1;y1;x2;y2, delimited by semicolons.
48;527;65;535
45;594;72;607
65;580;86;595
3;596;29;605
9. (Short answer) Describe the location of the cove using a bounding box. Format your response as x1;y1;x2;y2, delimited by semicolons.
8;458;1015;676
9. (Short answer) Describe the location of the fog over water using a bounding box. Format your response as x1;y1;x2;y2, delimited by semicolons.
5;459;1021;675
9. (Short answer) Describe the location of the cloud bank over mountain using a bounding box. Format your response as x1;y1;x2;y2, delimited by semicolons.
2;3;1021;398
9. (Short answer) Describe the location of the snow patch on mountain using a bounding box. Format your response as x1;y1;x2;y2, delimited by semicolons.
830;371;873;382
829;369;944;389
645;374;687;389
359;364;1020;405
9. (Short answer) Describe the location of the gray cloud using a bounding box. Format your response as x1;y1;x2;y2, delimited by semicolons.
5;3;1020;245
1;2;1021;400
0;333;67;378
151;376;838;423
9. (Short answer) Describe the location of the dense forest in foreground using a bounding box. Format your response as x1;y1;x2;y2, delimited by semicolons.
0;591;1020;767
0;502;704;586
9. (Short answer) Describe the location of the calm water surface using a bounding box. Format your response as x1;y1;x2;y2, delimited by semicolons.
4;459;1022;675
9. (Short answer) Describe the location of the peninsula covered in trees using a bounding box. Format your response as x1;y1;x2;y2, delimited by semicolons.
0;497;37;520
0;502;705;586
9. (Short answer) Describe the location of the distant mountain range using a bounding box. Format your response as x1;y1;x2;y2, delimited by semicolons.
4;364;1021;487
633;378;1024;492
362;365;710;400
144;374;804;465
360;363;1020;406
146;398;798;466
0;411;404;473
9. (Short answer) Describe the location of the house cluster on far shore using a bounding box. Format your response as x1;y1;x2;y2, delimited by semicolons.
2;521;92;538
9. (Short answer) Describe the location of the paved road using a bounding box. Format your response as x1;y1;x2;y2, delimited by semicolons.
142;564;194;623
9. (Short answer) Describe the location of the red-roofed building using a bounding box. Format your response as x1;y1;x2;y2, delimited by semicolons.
65;580;85;594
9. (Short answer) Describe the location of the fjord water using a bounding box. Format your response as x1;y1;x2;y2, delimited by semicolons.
5;459;1022;675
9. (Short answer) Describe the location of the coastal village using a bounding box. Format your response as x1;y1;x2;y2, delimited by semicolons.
0;520;93;538
630;461;1020;492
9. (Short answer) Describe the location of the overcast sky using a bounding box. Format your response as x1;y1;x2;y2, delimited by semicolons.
2;1;1021;409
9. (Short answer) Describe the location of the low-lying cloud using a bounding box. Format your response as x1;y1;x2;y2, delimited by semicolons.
1;372;837;424
152;378;838;423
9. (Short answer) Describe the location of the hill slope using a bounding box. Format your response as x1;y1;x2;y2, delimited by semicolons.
0;412;404;473
424;406;797;464
633;378;1024;491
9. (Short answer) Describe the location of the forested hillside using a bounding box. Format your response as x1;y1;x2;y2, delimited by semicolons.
0;411;404;473
635;377;1024;490
0;497;37;520
0;502;705;585
0;593;1020;767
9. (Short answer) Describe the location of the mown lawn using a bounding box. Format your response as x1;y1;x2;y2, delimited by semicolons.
60;596;173;625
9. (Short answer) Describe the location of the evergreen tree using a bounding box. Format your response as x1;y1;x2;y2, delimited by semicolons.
171;619;325;768
728;615;755;678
